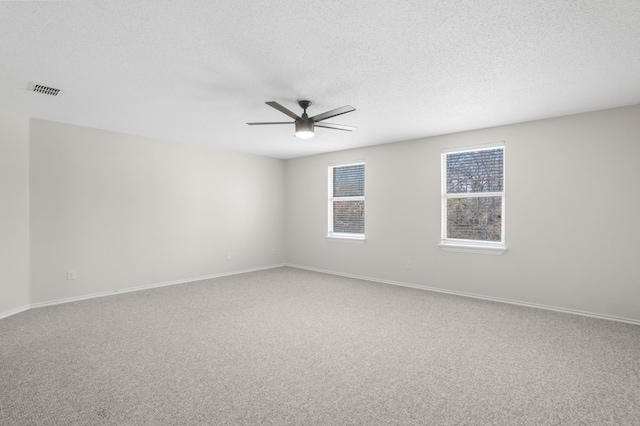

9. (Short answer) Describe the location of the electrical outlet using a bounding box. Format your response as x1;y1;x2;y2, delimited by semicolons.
226;253;232;261
405;261;412;270
67;270;76;280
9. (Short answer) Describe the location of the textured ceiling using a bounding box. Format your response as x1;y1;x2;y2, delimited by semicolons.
1;1;639;159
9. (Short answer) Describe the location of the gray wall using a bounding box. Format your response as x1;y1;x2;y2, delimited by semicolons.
29;119;286;304
2;105;639;322
0;108;30;315
285;105;640;322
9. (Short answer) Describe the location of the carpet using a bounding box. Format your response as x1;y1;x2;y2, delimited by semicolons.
1;267;639;425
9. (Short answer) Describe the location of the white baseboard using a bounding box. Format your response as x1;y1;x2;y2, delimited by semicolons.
2;264;286;318
0;304;30;320
285;264;640;326
5;263;638;326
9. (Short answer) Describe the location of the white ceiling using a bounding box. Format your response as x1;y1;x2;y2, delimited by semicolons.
1;1;639;159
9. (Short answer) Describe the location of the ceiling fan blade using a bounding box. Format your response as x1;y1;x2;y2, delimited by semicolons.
315;122;356;131
247;122;292;125
311;105;355;122
266;101;301;120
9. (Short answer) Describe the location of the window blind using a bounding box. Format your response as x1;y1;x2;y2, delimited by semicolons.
333;164;365;197
447;196;502;241
446;149;503;193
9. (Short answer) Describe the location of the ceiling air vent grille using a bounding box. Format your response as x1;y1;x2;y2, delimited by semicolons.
33;84;61;96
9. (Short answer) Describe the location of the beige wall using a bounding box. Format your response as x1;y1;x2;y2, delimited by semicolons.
285;104;640;322
0;108;30;315
29;119;285;303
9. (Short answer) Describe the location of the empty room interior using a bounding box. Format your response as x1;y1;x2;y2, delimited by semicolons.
1;1;639;425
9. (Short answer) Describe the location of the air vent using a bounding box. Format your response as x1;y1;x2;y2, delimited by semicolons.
32;84;61;97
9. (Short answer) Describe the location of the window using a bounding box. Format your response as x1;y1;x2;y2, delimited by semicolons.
328;161;365;241
441;143;506;255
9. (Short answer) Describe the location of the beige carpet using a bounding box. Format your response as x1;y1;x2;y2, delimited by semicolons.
1;267;639;425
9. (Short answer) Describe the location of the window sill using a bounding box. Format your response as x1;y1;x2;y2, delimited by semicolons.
439;241;506;255
326;234;366;244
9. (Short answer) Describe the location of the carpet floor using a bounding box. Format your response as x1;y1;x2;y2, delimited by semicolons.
1;267;639;425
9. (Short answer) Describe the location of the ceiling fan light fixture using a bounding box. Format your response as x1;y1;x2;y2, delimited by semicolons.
295;119;314;139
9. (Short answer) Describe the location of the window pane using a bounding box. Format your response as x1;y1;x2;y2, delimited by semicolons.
333;200;364;233
447;196;502;241
333;164;364;197
447;149;503;193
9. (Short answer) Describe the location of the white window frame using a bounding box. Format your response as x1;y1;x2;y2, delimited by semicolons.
327;160;366;243
440;142;506;255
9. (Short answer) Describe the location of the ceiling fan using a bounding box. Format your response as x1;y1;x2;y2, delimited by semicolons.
247;100;356;139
